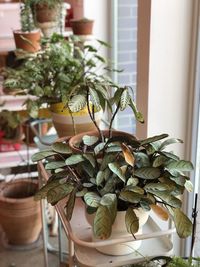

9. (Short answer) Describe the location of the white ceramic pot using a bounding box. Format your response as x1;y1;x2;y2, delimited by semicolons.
86;208;150;256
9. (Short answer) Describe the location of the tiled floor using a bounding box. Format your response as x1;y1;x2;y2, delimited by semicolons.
0;228;66;267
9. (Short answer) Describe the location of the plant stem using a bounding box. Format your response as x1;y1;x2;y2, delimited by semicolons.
109;101;120;138
86;89;103;141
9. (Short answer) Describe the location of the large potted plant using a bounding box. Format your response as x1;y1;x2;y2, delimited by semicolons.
31;109;194;256
2;35;139;138
13;0;41;52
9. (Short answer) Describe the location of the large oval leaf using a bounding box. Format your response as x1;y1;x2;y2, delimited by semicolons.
173;208;192;238
89;88;101;108
125;208;139;235
134;167;161;180
166;160;194;176
45;161;66;170
65;190;76;221
84;192;101;208
83;135;99;146
108;162;125;182
160;138;183;150
52;142;72;154
150;204;169;221
100;193;117;224
65;154;85;165
120;191;142;204
31;150;57;162
83;154;96;168
96;171;105;186
140;134;168;146
47;183;74;205
94;205;112;239
121;143;135;166
34;179;61;200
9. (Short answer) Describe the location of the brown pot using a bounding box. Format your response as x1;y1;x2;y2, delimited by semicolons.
69;129;137;154
0;179;42;245
35;3;60;23
70;19;94;35
13;30;41;52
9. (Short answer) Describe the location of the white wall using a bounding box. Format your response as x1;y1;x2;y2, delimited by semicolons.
148;0;194;255
148;0;194;158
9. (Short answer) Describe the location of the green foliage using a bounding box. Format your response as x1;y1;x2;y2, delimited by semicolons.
0;110;22;139
29;0;63;8
20;1;35;32
33;131;194;240
3;34;142;127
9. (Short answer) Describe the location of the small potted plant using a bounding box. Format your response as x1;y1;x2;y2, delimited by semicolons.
30;0;64;37
0;110;23;152
70;17;94;36
3;34;138;138
13;0;41;52
32;110;194;256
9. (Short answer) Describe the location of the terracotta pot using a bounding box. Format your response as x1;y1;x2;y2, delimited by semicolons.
0;179;42;245
70;19;94;35
50;102;102;138
69;129;137;154
86;208;150;256
13;29;41;52
35;3;60;23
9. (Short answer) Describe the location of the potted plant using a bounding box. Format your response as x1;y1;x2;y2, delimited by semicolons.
70;17;94;36
0;178;42;246
13;0;41;52
2;34;141;138
0;110;24;152
31;116;194;256
30;0;64;37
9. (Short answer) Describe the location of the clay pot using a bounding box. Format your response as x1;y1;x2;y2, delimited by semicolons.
69;129;137;154
0;179;42;245
13;29;41;52
70;19;94;35
50;102;102;138
35;3;60;23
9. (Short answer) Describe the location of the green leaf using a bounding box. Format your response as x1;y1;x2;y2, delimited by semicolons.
68;95;87;112
119;191;142;204
165;160;194;175
128;98;144;123
134;152;150;168
34;179;61;200
96;39;112;48
134;167;161;179
151;192;182;208
100;193;117;224
184;180;193;192
157;151;179;161
84;192;101;208
83;154;96;168
45;161;66;170
100;154;116;170
140;134;168;146
82;135;99;146
96;171;105;186
89;88;101;108
94;142;106;155
52;142;72;154
127;177;139;186
126;186;144;195
31;150;57;162
153;155;168;167
108;162;126;182
76;188;88;197
47;183;74;205
173;209;192;238
160;138;183;150
81;161;95;177
94;205;112;239
65;154;85;165
125;208;139;235
120;88;130;111
65;190;76;221
144;183;173;192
